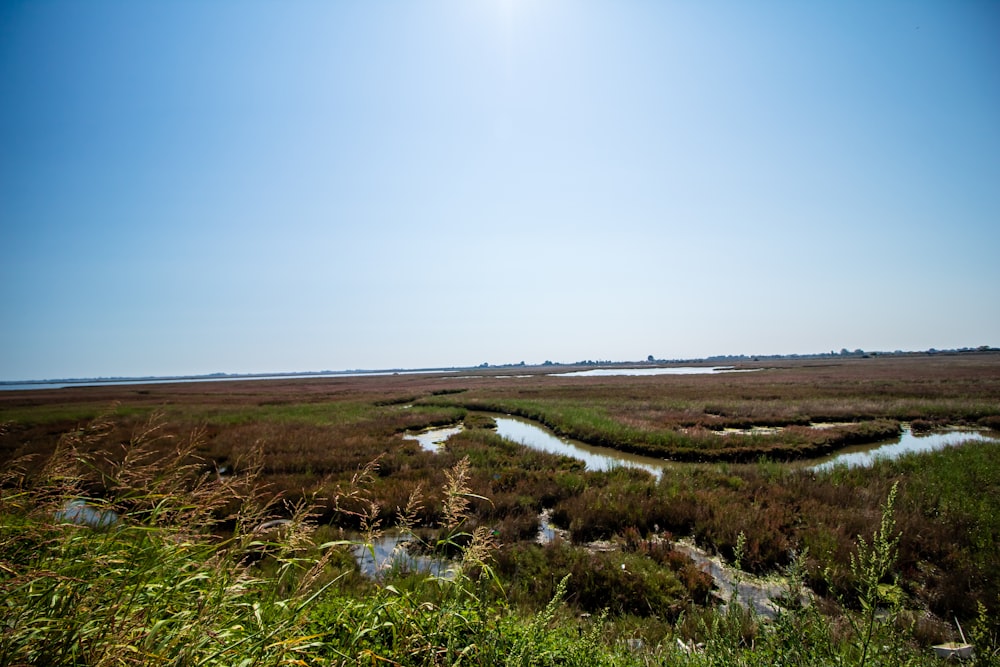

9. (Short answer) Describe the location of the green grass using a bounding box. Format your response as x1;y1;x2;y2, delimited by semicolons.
3;357;1000;664
423;395;906;462
0;402;151;426
5;415;999;665
0;420;651;666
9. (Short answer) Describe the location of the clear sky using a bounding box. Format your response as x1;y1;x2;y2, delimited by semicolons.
2;1;998;380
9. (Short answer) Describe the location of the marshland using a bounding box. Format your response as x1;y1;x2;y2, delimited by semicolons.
2;352;999;665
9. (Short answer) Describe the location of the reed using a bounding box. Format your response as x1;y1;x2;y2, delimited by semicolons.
3;413;995;665
2;355;999;663
0;414;330;666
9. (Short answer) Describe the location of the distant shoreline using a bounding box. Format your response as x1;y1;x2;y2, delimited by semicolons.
0;368;459;391
2;347;995;391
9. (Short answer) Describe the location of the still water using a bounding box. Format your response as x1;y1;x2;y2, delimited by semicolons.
407;416;996;475
493;416;666;477
553;366;756;377
352;533;452;579
809;428;996;470
403;426;464;452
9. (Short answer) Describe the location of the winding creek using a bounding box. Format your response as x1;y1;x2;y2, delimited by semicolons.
405;414;998;475
671;540;807;619
807;428;996;470
494;416;668;477
392;415;998;610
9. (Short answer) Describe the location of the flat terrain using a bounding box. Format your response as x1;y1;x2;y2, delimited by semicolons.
3;352;998;474
2;352;999;644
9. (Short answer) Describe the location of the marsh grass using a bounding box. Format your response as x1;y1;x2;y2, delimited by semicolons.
0;412;335;666
3;414;998;666
425;395;906;462
673;493;944;667
3;356;1000;664
1;414;636;666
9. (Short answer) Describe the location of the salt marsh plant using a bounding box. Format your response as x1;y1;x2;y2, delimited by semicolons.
3;356;999;664
0;413;333;666
1;414;629;666
846;482;902;666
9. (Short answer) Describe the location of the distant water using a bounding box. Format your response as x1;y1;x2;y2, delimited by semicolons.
554;366;758;377
2;365;759;390
494;416;666;477
0;369;456;391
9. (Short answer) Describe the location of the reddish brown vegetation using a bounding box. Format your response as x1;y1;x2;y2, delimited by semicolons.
2;352;999;624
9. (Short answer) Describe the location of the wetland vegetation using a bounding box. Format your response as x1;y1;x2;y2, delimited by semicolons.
2;353;999;665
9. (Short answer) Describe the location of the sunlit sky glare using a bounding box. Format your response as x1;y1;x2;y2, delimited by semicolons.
2;1;999;380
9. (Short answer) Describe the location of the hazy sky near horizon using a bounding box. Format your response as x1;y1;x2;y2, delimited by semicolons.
2;1;998;380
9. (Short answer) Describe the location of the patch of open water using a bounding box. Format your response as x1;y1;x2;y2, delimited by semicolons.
552;366;759;378
493;416;666;478
809;428;997;470
352;533;453;580
55;499;119;528
672;540;807;619
403;416;997;474
402;425;464;452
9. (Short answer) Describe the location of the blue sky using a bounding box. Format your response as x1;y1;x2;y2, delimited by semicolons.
2;1;998;380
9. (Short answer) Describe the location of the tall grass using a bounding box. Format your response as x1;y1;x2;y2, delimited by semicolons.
0;414;646;666
0;413;334;666
4;356;1000;665
425;395;906;462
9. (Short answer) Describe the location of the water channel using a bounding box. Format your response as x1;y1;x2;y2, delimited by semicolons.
388;418;997;607
808;428;996;470
494;416;668;477
405;414;997;476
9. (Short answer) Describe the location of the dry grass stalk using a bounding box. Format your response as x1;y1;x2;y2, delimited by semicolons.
396;482;424;535
0;412;341;666
442;456;473;531
462;524;499;571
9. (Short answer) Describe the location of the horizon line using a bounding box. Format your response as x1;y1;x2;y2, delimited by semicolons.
2;345;996;386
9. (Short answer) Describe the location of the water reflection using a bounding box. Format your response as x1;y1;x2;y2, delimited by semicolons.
494;416;665;478
536;508;569;544
497;418;996;473
810;428;996;470
404;416;997;475
403;425;464;452
554;366;756;378
352;533;453;579
55;499;119;528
